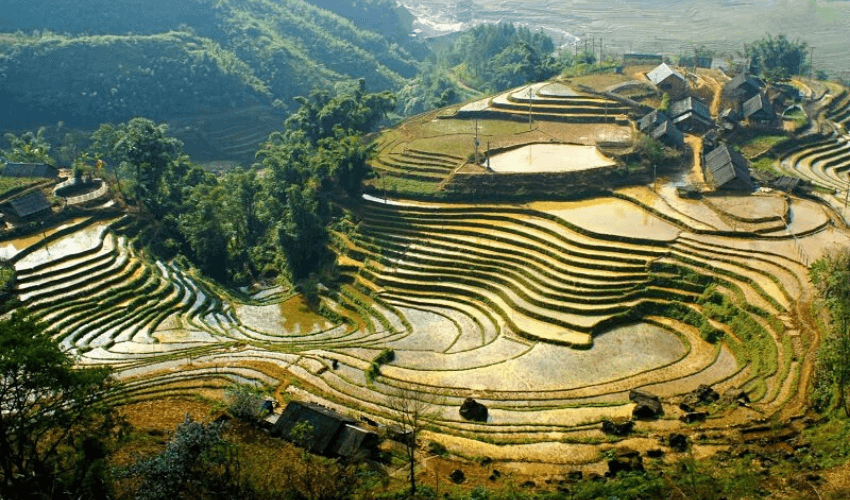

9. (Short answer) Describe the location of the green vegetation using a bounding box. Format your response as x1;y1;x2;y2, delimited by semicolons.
0;311;117;500
745;34;808;80
2;128;54;164
80;81;392;285
366;348;395;382
809;248;850;416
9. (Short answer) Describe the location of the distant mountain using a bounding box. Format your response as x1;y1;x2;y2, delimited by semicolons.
0;0;427;158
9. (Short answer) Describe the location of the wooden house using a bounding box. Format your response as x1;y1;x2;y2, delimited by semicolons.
702;144;755;191
670;97;714;133
723;74;763;102
649;119;685;149
272;401;377;458
646;63;687;95
2;163;58;178
8;190;51;218
743;92;776;126
638;110;668;133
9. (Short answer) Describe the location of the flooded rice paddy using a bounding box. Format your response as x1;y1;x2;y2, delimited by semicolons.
488;144;615;173
533;197;681;241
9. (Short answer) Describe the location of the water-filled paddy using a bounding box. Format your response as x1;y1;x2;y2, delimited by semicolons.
533;198;681;241
488;144;615;173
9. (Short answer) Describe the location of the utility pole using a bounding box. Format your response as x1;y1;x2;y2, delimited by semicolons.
486;140;491;170
599;38;603;62
474;119;480;166
528;87;533;130
810;46;815;79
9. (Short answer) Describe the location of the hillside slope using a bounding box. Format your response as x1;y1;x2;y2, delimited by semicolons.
0;0;424;150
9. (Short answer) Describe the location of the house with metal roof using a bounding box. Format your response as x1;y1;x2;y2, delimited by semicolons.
8;190;51;218
646;63;687;95
702;144;755;191
670;97;714;133
272;401;377;458
1;163;59;178
743;92;776;125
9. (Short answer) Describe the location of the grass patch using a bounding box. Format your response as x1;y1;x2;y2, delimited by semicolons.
750;157;781;175
739;133;788;159
0;176;43;198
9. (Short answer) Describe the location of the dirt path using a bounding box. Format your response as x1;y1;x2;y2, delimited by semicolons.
683;134;706;186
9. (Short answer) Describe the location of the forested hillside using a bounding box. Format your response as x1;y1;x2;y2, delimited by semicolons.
0;0;423;133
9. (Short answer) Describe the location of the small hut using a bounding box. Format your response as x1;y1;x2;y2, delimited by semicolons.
9;191;51;218
272;401;377;458
1;163;58;178
702;144;755;191
647;63;687;95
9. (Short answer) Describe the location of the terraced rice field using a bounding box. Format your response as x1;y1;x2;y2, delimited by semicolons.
4;173;844;461
367;81;633;193
8;82;850;464
777;86;850;220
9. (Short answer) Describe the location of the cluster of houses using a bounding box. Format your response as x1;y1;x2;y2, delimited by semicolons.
640;62;795;192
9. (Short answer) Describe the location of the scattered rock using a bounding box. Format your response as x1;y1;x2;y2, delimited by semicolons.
459;398;488;422
521;481;536;488
476;456;493;466
679;402;696;413
601;419;634;436
680;412;709;424
567;471;583;481
449;469;465;484
647;449;665;459
682;384;720;408
669;433;689;452
630;389;663;419
488;470;501;481
721;388;750;406
607;448;644;476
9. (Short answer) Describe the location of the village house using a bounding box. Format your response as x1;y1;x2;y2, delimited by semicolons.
723;73;763;102
272;401;378;458
7;190;51;218
702;143;755;191
743;92;777;126
1;162;59;178
639;109;685;148
670;97;714;133
646;63;687;95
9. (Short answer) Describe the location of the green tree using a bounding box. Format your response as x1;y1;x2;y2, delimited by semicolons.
809;248;850;416
745;34;808;80
90;118;185;216
2;128;54;164
124;416;250;500
0;311;117;500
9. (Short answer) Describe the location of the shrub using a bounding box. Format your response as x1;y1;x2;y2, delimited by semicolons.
225;383;268;423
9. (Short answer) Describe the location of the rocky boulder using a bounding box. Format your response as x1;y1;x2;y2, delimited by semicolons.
682;384;720;408
450;469;466;484
601;419;634;436
680;411;709;424
607;448;644;476
629;389;663;419
459;398;488;422
668;433;689;452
